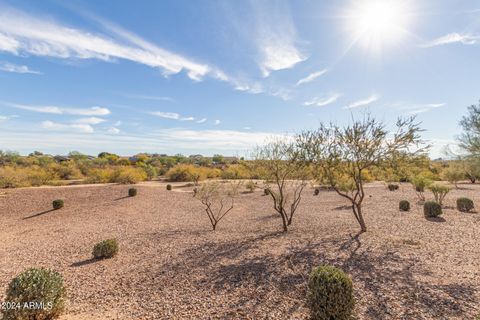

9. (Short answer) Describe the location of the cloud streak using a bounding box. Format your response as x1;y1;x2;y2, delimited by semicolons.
344;94;380;109
6;103;111;116
41;120;94;133
296;69;328;86
0;62;41;74
421;33;480;47
304;93;341;107
0;7;212;81
150;111;195;121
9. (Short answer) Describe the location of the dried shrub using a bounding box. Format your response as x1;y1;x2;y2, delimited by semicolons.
387;184;399;191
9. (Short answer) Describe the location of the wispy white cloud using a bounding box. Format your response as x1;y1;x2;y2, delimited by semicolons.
296;69;328;86
344;94;380;109
253;3;306;76
150;111;195;121
41;120;94;133
126;94;175;102
304;93;341;107
72;117;107;125
421;33;480;47
0;62;41;74
6;103;111;116
214;120;221;125
196;118;207;124
405;103;446;115
0;7;212;81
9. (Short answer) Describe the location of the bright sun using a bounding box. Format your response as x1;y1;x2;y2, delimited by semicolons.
347;0;411;52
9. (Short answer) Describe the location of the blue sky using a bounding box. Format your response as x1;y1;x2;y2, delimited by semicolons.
0;0;479;157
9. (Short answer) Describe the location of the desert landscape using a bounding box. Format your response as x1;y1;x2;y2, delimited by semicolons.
1;181;479;319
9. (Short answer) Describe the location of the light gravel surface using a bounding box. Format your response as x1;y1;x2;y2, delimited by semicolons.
0;182;479;319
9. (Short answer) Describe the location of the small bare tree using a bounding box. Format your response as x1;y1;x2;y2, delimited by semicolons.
253;138;308;232
195;181;240;230
297;115;425;233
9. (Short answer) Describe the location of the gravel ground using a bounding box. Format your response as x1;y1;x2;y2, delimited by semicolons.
0;182;479;319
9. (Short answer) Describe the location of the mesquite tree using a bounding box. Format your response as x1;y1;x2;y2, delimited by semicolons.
195;181;240;230
254;138;308;232
297;116;425;233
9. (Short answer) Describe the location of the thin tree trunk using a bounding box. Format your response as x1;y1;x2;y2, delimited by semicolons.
356;204;367;233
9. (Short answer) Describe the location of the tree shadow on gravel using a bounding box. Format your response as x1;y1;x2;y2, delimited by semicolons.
114;196;131;201
22;209;55;220
159;231;477;319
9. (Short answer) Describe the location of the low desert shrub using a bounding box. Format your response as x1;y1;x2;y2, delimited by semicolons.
387;184;399;191
52;199;64;210
411;175;432;202
166;164;206;183
424;201;442;218
399;200;410;212
128;188;137;197
166;184;172;191
457;197;474;212
314;188;320;196
264;188;270;196
92;239;118;259
110;167;147;184
2;268;66;320
428;184;451;206
84;168;114;184
220;164;250;180
245;180;256;193
307;265;355;320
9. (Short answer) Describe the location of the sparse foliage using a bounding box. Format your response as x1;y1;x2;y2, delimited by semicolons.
253;138;308;232
428;184;451;206
411;175;432;202
195;181;240;230
297;115;425;232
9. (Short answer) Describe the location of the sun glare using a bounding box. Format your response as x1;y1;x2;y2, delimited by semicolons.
347;0;412;53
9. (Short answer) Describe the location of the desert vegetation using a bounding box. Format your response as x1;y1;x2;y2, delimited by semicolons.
1;110;480;319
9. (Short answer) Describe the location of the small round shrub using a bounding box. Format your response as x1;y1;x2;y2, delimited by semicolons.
399;200;410;212
92;239;119;259
264;188;270;196
128;188;137;197
314;188;320;196
424;201;442;218
166;184;172;191
52;199;64;210
457;197;474;213
2;268;66;320
388;184;399;191
307;265;354;320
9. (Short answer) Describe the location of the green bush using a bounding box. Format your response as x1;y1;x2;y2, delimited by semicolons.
307;265;355;320
166;184;172;191
428;184;451;206
264;188;270;196
387;184;399;191
52;199;64;210
314;188;320;196
411;176;432;201
399;200;410;212
424;201;442;218
92;239;119;259
2;268;66;320
110;167;147;184
457;197;474;212
128;188;137;197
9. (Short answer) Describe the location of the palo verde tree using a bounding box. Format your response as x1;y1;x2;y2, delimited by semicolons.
297;115;425;233
253;138;309;232
459;101;480;156
195;181;240;231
